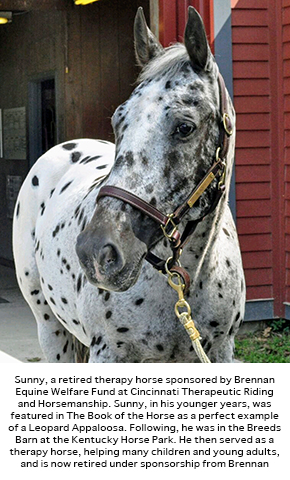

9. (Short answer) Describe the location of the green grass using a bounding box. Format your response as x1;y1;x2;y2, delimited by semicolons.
27;357;42;362
235;319;290;363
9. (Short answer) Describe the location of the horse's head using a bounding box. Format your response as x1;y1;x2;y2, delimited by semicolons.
76;7;235;292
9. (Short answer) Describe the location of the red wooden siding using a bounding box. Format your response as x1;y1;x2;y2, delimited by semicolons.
231;0;277;304
232;0;290;317
159;0;214;48
283;0;290;305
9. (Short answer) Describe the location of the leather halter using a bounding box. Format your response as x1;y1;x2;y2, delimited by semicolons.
97;72;233;281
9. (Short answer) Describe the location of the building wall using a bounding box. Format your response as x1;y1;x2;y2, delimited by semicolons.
231;0;287;320
159;0;214;48
283;0;290;317
64;0;149;142
0;9;65;262
231;0;274;312
0;0;149;262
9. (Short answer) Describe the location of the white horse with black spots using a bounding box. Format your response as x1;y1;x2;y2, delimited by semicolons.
13;7;245;363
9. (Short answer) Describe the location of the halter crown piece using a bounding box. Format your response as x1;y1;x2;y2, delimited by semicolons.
97;72;233;363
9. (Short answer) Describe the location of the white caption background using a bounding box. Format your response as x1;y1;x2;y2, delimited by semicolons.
0;363;289;480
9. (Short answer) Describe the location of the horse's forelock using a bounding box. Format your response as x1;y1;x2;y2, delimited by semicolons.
137;43;190;83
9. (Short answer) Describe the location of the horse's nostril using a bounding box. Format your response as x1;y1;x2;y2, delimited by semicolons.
101;245;117;265
98;244;122;272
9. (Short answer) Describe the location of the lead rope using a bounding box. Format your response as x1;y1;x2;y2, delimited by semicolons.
165;258;211;363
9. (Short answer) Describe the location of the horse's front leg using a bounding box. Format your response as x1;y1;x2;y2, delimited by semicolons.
28;291;76;362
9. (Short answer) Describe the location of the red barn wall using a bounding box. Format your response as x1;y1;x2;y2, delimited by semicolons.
159;0;214;48
231;0;274;303
231;0;287;319
283;0;290;316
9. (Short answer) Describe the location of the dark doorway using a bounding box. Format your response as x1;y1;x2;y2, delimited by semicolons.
28;75;57;166
41;79;56;153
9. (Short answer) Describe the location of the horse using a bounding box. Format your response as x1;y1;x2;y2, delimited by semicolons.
13;7;245;363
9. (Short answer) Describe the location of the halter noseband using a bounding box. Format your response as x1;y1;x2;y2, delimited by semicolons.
97;73;233;282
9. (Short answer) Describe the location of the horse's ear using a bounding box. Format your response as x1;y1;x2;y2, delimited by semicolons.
134;7;164;67
184;7;212;71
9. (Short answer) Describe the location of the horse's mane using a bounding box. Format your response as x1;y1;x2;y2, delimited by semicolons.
138;43;190;83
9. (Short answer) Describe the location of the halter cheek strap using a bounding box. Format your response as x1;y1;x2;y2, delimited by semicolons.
97;72;233;281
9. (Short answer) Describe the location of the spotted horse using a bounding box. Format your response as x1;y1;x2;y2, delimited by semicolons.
13;7;245;363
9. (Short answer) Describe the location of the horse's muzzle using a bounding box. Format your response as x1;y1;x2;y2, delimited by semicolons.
76;229;125;281
75;212;147;292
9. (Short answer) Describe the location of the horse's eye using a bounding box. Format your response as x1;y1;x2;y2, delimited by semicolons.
175;122;196;137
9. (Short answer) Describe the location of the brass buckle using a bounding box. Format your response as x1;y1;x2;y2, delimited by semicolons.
161;214;178;240
223;113;233;136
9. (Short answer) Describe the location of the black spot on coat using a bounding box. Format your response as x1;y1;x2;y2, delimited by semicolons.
52;225;60;238
63;340;69;353
96;164;108;170
71;152;81;163
60;181;73;194
135;298;144;306
235;312;241;322
156;344;164;351
32;176;39;187
80;155;102;165
77;274;82;293
125;151;134;167
63;142;77;150
210;321;219;327
74;205;81;218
